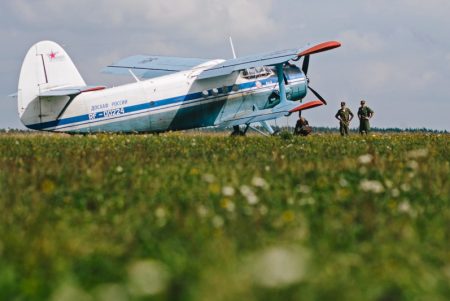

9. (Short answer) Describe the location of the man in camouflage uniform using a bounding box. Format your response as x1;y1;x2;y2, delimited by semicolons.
294;116;312;136
357;100;374;135
335;101;354;136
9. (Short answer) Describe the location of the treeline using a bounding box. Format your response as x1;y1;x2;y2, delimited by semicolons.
0;127;447;134
195;126;448;134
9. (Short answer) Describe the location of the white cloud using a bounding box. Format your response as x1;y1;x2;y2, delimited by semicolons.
8;0;278;43
337;30;385;53
366;0;450;18
355;60;437;93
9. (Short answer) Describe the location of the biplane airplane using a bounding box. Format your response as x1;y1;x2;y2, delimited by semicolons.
15;40;341;135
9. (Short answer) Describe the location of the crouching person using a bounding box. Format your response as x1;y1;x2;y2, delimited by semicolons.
294;116;312;136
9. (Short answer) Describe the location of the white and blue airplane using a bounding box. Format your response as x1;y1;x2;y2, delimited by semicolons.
15;40;341;135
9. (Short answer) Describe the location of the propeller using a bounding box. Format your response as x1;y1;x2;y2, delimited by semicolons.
308;85;327;105
298;55;328;106
297;41;342;106
278;41;340;110
302;55;310;76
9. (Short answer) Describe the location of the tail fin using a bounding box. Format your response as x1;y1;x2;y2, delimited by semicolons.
18;41;85;125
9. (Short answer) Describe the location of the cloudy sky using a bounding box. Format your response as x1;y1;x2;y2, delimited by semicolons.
1;0;449;130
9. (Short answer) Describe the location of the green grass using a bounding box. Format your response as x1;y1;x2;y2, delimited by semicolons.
0;133;449;301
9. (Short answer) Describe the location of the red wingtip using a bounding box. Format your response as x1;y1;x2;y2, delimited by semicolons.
298;41;341;57
289;100;324;113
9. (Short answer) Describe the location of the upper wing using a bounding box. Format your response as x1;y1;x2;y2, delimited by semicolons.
103;55;211;79
198;49;299;80
102;41;340;80
198;41;341;80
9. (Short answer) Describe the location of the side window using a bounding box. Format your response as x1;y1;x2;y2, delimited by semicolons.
242;66;272;79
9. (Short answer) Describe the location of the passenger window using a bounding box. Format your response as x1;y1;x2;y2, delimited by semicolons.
242;66;272;79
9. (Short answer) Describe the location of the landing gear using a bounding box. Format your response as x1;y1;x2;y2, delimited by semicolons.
230;125;249;136
231;123;280;137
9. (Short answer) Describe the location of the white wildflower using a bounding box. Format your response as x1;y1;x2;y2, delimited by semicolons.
398;201;411;213
155;207;166;219
221;199;236;212
202;173;215;183
222;186;235;197
358;154;374;165
400;183;411;192
127;260;170;297
246;194;259;205
339;178;349;187
298;185;311;194
197;205;209;218
212;215;224;228
115;166;123;173
359;180;384;194
240;185;252;196
252;176;269;189
391;188;400;197
246;246;309;289
240;185;259;205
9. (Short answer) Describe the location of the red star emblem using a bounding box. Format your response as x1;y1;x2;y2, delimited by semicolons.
48;51;58;60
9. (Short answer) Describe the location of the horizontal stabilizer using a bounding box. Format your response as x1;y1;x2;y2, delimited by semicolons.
103;55;210;79
39;85;105;97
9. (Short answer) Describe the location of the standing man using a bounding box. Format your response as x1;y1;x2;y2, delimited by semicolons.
335;101;354;136
358;100;374;135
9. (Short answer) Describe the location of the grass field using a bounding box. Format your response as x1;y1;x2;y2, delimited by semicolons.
0;132;449;301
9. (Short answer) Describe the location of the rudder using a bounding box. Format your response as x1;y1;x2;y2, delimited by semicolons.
17;41;85;126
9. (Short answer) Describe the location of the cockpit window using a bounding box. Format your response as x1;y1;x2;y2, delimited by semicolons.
242;66;272;79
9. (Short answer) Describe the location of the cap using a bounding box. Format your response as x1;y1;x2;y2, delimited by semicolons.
341;101;346;106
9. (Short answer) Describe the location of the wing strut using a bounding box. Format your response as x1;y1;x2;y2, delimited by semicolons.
260;121;275;135
276;64;288;105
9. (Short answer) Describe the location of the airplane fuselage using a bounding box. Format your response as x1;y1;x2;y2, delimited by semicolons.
25;63;307;133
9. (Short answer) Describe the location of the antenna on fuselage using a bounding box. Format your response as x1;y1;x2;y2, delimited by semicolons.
128;69;140;82
229;37;237;59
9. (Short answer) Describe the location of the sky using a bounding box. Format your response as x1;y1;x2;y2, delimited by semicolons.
1;0;449;130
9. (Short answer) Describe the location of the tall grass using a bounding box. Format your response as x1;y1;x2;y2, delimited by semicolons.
0;133;448;300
